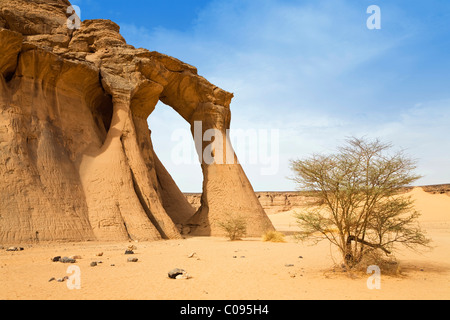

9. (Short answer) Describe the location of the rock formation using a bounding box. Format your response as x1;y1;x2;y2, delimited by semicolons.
186;192;316;215
0;0;274;243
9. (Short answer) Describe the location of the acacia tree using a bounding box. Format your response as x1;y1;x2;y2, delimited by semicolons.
290;137;431;267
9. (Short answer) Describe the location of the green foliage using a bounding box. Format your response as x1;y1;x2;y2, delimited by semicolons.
290;137;431;267
218;215;247;241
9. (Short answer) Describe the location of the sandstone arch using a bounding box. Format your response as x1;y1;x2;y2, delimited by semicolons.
0;0;274;243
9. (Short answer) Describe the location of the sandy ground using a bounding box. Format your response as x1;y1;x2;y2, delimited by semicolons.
0;187;449;300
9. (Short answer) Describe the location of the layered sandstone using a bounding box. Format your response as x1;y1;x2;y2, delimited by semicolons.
0;0;274;243
186;192;315;215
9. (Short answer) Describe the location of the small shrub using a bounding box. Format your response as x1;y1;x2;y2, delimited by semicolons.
262;231;286;243
218;215;247;241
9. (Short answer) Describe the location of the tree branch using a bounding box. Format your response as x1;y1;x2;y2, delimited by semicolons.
347;235;391;255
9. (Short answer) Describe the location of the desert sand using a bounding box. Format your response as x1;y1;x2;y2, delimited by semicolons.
1;187;448;300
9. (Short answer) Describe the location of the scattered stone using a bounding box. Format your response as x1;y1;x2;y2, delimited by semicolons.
56;276;69;283
96;252;104;257
125;250;134;255
70;255;82;260
188;252;197;258
110;264;115;267
240;256;246;259
60;257;76;263
298;256;303;259
6;247;24;252
285;264;295;267
168;268;186;279
127;257;138;263
128;245;137;251
90;262;98;267
233;256;237;259
176;272;191;280
52;256;62;262
48;277;56;282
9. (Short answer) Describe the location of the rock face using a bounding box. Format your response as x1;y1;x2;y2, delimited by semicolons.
186;192;315;215
255;192;315;215
0;0;274;243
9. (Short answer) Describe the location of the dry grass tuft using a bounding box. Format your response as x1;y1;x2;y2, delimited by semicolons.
218;215;247;241
262;231;286;243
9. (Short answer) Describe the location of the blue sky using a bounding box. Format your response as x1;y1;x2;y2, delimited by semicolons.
71;0;450;192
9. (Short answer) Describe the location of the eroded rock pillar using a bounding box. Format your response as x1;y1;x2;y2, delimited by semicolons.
187;102;275;237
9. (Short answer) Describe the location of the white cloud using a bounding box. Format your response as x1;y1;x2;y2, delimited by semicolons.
119;0;450;191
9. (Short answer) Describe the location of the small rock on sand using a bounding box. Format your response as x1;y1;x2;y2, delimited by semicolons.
127;258;138;263
60;257;76;263
6;247;24;252
176;273;191;280
125;250;134;255
56;276;69;283
90;262;97;267
168;268;185;279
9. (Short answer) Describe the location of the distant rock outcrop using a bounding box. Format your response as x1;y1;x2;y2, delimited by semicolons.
186;185;450;216
186;192;315;215
0;0;274;243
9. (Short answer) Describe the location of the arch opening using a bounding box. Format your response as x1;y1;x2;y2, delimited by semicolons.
148;101;203;194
